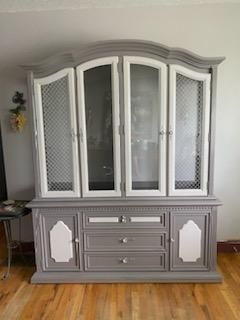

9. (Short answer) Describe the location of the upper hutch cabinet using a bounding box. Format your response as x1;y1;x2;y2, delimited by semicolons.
29;41;224;200
34;69;80;198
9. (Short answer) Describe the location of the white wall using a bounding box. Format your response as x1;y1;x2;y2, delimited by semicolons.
0;4;239;241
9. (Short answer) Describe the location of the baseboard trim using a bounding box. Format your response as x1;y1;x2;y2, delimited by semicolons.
217;241;240;253
13;241;34;255
17;241;240;255
31;270;222;284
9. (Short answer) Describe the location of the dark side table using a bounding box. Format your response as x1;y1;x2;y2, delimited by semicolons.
0;200;31;279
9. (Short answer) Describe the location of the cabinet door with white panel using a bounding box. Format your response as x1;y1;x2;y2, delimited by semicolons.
170;211;209;271
40;210;81;271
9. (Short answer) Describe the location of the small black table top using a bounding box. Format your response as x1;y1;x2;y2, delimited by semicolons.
0;201;31;221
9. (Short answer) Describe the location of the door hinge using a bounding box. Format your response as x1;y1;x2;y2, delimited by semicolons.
117;62;123;74
120;181;125;191
118;125;124;135
32;84;35;96
34;130;38;142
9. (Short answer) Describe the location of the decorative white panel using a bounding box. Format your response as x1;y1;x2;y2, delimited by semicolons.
49;221;73;262
88;217;119;223
179;220;201;262
130;217;161;222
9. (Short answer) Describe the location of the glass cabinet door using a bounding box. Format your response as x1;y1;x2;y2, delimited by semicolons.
77;57;121;197
34;69;80;197
169;65;211;196
123;57;167;196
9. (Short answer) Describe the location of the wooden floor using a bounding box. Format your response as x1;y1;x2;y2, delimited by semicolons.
1;246;240;319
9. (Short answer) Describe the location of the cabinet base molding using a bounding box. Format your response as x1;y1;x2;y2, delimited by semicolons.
31;271;221;284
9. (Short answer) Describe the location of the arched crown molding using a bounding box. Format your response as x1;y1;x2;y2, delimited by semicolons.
22;40;225;76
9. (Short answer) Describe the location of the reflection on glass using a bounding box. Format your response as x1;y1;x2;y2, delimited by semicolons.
41;76;73;191
175;74;203;190
130;64;160;190
84;65;114;191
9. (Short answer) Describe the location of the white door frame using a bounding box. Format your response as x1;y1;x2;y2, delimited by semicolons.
169;64;211;196
123;56;167;197
76;57;121;197
34;68;80;198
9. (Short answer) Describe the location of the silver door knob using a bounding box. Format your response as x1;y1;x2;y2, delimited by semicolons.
170;238;175;243
159;130;166;135
74;238;80;243
121;257;128;264
121;237;128;244
120;216;127;223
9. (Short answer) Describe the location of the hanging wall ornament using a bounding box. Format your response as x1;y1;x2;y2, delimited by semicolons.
9;92;27;132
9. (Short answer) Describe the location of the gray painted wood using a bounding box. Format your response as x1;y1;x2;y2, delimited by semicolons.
22;40;225;77
84;230;167;251
84;252;166;271
83;210;167;229
27;197;222;208
39;209;82;271
170;210;209;271
26;40;224;283
208;66;218;195
31;270;221;283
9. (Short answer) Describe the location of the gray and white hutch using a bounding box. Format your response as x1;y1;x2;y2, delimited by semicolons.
24;40;224;283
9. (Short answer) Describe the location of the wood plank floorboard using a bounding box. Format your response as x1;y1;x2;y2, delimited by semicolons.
0;253;240;319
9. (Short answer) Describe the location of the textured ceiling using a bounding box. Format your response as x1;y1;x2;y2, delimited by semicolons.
0;0;239;12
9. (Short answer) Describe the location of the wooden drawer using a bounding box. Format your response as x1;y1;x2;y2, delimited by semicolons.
83;210;167;229
84;231;167;251
84;252;166;271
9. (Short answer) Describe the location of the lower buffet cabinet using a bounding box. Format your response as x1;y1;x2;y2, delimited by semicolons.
31;206;220;283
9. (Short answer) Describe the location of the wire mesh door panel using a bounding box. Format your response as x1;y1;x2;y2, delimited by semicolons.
34;69;80;197
169;65;210;196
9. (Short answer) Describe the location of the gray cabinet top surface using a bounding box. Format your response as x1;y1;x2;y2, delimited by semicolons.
28;196;222;208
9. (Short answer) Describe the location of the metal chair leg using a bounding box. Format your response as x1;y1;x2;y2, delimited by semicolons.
1;220;12;280
18;217;26;264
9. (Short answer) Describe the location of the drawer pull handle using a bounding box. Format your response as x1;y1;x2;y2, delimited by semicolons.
121;237;128;244
121;257;128;264
120;216;127;223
